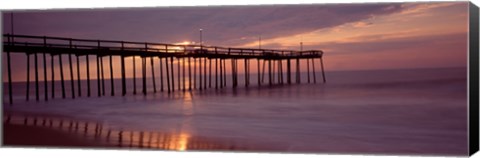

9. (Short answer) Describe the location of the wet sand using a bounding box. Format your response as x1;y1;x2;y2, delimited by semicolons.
2;111;281;151
3;110;104;148
3;124;105;148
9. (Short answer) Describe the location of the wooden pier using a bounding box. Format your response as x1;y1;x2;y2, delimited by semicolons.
3;34;326;104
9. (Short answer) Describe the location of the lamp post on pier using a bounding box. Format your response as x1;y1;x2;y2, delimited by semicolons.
199;28;203;51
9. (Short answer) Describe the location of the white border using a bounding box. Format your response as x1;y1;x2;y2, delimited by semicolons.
0;0;473;10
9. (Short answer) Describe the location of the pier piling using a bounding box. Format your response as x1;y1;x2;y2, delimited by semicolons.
121;56;126;96
142;57;146;95
188;57;192;90
86;55;91;97
51;54;55;98
110;55;114;96
183;57;186;91
97;56;101;97
144;57;147;95
26;54;30;101
68;53;75;99
35;53;39;101
43;52;48;101
101;56;105;96
166;57;171;93
160;57;164;92
170;56;175;92
6;36;13;104
60;54;66;98
178;57;181;91
320;57;326;83
151;57;157;93
76;55;82;96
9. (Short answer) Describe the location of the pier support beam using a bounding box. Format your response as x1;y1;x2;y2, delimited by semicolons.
232;59;237;88
165;57;171;93
230;59;233;88
296;58;300;84
26;54;30;101
188;57;192;90
199;57;202;90
6;40;13;104
183;57;186;91
43;52;48;101
86;55;91;97
209;58;212;89
133;56;137;95
110;55;115;96
272;59;276;84
307;59;310;83
223;58;227;87
69;54;75;99
121;56;126;96
244;58;248;87
262;59;266;84
215;58;218;89
100;56;105;96
204;57;207;89
257;59;261;86
279;60;283;84
51;54;55;98
220;58;223;88
193;57;197;90
320;57;326;83
151;57;156;93
312;58;316;83
178;57;181;91
278;60;282;84
97;56;101;97
268;59;272;86
170;56;175;92
35;53;39;101
277;60;281;84
76;55;82;97
142;57;146;95
160;57;164;92
59;54;66;99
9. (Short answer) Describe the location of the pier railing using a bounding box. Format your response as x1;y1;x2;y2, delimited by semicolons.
3;34;322;58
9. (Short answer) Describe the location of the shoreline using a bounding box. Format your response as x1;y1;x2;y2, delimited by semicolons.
2;111;282;152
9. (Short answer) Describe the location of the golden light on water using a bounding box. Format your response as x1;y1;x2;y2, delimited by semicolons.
182;91;194;116
175;133;191;151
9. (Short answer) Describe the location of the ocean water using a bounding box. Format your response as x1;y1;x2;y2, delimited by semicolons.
3;67;468;155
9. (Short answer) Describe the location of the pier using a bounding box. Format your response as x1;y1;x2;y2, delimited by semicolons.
3;34;326;104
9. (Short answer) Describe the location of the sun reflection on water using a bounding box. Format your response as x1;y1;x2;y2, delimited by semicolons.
175;133;191;151
182;91;194;116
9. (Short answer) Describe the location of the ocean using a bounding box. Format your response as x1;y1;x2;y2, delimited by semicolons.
2;67;468;155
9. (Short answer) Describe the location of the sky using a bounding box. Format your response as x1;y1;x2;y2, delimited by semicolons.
2;2;469;81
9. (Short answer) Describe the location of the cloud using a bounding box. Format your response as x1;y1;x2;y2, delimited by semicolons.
399;2;459;16
351;21;374;28
2;3;407;47
312;32;468;70
309;32;467;56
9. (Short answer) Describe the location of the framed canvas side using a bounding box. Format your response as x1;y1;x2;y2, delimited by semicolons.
469;1;479;156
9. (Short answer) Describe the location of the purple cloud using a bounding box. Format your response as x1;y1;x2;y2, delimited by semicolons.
2;3;406;47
